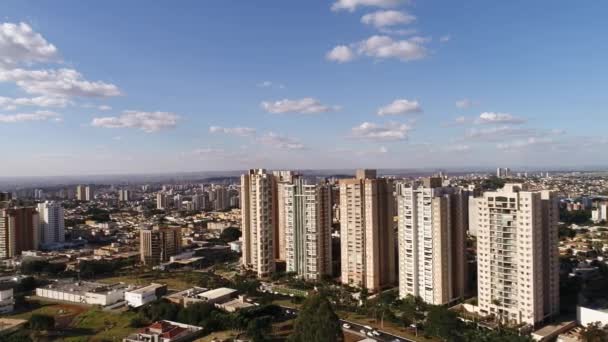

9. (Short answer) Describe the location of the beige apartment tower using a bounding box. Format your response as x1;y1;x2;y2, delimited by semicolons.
241;169;277;277
273;170;297;262
471;184;559;326
339;169;396;291
283;179;332;281
0;207;39;259
140;226;182;265
396;178;469;305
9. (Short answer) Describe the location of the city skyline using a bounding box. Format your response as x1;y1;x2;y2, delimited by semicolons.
2;1;608;176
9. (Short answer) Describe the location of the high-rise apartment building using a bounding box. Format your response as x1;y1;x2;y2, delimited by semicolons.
241;169;276;277
212;186;229;211
85;186;94;201
119;189;130;202
339;169;396;291
283;179;332;281
0;207;39;259
37;201;65;246
76;185;86;201
156;193;169;210
274;170;297;261
140;226;182;265
471;184;559;325
396;178;469;305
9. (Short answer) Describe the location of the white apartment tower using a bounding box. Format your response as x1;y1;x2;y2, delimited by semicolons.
396;177;469;305
339;169;396;292
274;170;297;261
37;201;65;246
241;169;276;277
156;193;169;210
283;179;332;281
472;184;559;326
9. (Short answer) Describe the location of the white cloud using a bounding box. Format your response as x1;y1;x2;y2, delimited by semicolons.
476;112;526;124
261;98;340;114
361;10;415;28
98;105;112;111
257;80;285;89
0;68;121;98
0;22;58;67
352;121;411;141
0;110;61;123
91;110;179;133
209;126;256;137
377;99;421;116
331;0;405;12
378;27;417;36
326;45;355;63
445;144;470;152
256;132;305;150
454;116;467;124
466;125;531;139
0;95;69;110
497;137;553;150
357;35;427;61
440;35;451;43
455;98;473;109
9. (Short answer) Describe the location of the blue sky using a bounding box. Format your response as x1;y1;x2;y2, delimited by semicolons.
1;0;607;176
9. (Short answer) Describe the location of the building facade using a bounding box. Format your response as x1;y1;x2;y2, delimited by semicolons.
472;184;559;326
241;169;277;277
37;201;65;246
0;207;39;259
140;226;182;265
339;169;396;291
396;178;469;305
284;179;332;281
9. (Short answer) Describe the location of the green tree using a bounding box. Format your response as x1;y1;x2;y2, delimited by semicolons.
246;316;273;342
290;293;343;342
29;314;55;331
424;305;462;341
220;227;242;242
581;322;608;342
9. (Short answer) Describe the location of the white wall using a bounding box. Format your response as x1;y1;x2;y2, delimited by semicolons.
578;306;608;326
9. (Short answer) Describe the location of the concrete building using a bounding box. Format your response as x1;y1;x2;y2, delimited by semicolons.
0;286;14;314
284;179;332;281
36;280;126;306
118;189;130;202
76;185;86;201
140;226;182;265
157;193;169;210
396;178;469;305
578;306;608;326
122;320;203;342
274;170;297;262
472;184;559;326
241;169;276;277
0;207;39;259
37;201;65;246
591;202;608;223
212;185;229;211
339;169;396;291
125;283;167;308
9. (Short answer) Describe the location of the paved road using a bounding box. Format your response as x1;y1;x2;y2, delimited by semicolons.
281;306;415;342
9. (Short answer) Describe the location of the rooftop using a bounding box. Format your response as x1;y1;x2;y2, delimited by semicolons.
127;283;165;295
199;287;237;300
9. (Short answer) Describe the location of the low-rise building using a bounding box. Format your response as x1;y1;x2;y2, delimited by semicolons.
578;305;608;326
122;320;203;342
36;280;127;306
164;286;253;311
0;286;14;314
125;283;167;308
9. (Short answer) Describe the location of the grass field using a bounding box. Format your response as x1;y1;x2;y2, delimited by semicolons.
97;271;197;291
8;300;138;341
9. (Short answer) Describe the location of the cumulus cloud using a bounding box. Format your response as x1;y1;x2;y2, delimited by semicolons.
352;121;411;141
91;110;179;133
261;98;340;114
209;126;256;137
377;99;421;116
0;68;121;98
476;112;525;124
0;110;61;123
358;35;427;61
361;10;415;28
327;35;428;63
256;132;305;150
331;0;405;12
0;95;69;110
98;105;112;111
0;22;58;67
326;45;355;63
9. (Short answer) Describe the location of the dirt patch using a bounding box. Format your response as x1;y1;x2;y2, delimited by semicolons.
51;304;89;329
